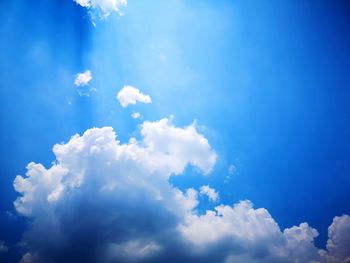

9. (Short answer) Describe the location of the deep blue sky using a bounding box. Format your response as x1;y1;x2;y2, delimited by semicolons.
1;0;350;261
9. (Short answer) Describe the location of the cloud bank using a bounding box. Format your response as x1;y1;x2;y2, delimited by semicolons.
117;86;152;107
13;118;350;263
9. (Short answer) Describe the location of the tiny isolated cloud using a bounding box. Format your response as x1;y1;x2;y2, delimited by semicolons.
0;240;8;253
131;112;141;119
73;0;127;19
199;185;219;202
117;86;152;107
74;70;92;87
228;164;236;175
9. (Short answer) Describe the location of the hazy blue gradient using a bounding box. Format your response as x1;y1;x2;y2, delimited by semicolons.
1;0;350;262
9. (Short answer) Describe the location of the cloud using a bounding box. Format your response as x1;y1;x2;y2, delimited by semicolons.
179;201;336;263
74;0;127;20
13;118;216;262
228;164;236;175
322;215;350;263
0;241;8;253
74;70;92;87
199;185;219;202
12;118;350;263
117;86;152;107
131;112;141;119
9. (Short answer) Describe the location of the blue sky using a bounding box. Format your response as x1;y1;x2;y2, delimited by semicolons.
1;0;350;262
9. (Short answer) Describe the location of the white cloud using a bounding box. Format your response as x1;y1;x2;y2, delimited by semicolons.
105;240;162;261
199;185;219;202
131;112;141;119
228;164;236;175
322;215;350;263
117;86;152;107
14;118;216;217
179;201;282;247
179;200;350;263
13;118;217;262
74;70;92;87
20;253;36;263
0;241;8;253
12;117;350;263
74;0;127;18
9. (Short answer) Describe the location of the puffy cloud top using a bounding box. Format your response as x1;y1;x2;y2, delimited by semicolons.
323;215;350;263
12;118;350;263
117;86;152;107
74;70;92;87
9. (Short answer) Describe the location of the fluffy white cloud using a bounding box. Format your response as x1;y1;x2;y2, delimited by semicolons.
199;185;219;202
179;201;282;246
74;70;92;87
13;118;217;262
321;215;350;263
0;241;8;253
179;201;350;263
14;118;216;216
74;0;127;18
117;86;152;107
131;112;141;119
12;117;350;263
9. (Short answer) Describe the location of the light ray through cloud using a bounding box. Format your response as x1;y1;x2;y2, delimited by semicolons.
1;0;350;262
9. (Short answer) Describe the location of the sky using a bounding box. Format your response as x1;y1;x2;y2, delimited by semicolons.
0;0;350;262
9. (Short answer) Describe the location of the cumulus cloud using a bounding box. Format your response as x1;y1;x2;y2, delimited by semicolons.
74;0;127;19
117;86;152;107
74;70;92;87
13;118;216;262
199;185;219;202
322;215;350;263
179;201;347;263
12;117;350;263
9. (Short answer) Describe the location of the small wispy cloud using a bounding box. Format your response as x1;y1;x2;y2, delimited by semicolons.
0;241;8;253
117;86;152;107
73;70;97;97
200;185;219;202
74;70;92;87
228;164;236;175
73;0;127;21
131;112;141;119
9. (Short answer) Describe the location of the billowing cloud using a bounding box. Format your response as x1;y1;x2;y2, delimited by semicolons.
199;185;219;202
322;215;350;263
73;0;127;18
13;118;216;262
74;70;92;87
12;117;350;262
117;86;152;107
179;201;350;263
